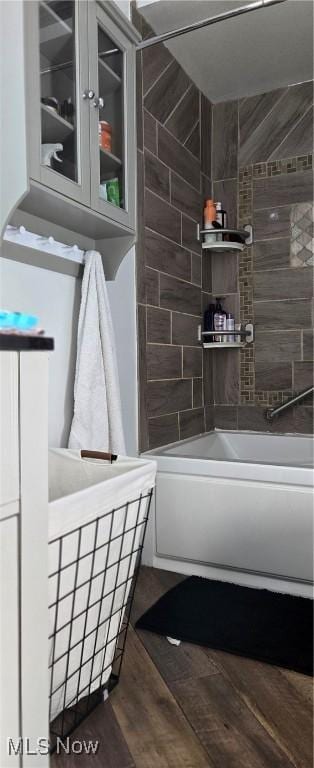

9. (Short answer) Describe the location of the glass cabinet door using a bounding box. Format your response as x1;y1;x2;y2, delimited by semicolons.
33;0;89;204
89;3;136;228
96;26;125;211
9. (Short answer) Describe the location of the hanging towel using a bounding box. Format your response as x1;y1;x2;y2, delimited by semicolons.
68;251;126;454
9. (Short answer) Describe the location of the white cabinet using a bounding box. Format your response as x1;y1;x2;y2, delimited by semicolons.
0;516;20;768
22;1;139;239
0;353;19;509
0;343;51;766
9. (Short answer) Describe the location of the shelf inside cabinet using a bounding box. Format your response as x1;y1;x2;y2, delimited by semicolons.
40;1;72;34
40;1;72;67
98;57;122;94
99;147;122;176
41;103;74;143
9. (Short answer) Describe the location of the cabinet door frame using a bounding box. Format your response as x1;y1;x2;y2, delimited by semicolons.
25;0;90;207
88;2;136;230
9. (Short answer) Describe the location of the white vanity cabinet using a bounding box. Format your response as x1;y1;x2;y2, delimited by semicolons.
21;1;139;243
0;339;53;766
0;353;20;768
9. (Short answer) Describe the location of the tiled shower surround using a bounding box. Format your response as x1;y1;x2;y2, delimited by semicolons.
133;8;212;450
133;8;313;449
206;82;313;436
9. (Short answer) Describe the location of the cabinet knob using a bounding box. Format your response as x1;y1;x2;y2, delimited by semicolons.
82;89;95;100
93;96;105;109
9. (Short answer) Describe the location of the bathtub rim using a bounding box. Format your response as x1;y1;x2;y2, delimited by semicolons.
142;429;313;487
143;428;313;466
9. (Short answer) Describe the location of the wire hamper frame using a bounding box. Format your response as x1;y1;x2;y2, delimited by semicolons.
48;487;153;752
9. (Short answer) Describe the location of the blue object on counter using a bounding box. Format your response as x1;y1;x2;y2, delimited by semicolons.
0;310;39;331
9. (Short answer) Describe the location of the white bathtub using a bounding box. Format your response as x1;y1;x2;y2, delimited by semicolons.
143;430;314;597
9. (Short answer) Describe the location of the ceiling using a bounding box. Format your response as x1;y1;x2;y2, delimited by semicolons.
138;0;314;102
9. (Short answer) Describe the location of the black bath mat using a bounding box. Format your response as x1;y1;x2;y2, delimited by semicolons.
136;577;313;676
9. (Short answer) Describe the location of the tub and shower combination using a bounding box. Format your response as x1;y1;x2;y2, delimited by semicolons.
143;430;313;598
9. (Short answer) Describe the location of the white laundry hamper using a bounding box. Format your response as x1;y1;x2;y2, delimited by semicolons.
48;449;156;747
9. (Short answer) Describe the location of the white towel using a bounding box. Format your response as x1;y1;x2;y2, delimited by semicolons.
68;251;126;454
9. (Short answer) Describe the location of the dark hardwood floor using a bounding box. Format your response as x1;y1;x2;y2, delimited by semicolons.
51;566;313;768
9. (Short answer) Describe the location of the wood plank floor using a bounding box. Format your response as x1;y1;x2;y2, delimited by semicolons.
51;566;313;768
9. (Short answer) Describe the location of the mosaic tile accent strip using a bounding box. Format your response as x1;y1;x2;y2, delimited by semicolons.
290;202;314;267
251;155;313;180
239;166;255;404
267;155;313;176
255;390;294;407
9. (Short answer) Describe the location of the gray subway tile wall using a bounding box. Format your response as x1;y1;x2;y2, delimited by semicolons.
191;253;202;286
193;378;204;408
143;109;157;154
158;125;201;190
145;188;181;243
165;84;200;145
293;361;314;391
239;82;313;165
254;206;292;240
253;169;313;209
211;252;239;294
134;5;313;447
186;124;200;160
253;239;291;271
148;413;179;449
172;312;201;346
134;9;212;449
182;214;202;254
170;172;201;222
144;151;170;201
253;267;313;301
303;331;314;361
239;88;285;147
145;267;159;306
147;379;192;418
254;299;312;330
144;60;191;123
255;362;292;391
160;273;201;316
145;229;191;280
255;331;301;362
213;405;238;430
205;76;313;434
274;105;313;160
179;408;205;440
142;41;173;96
200;94;212;178
147;306;171;344
183;347;203;378
212;100;238;180
147;344;182;381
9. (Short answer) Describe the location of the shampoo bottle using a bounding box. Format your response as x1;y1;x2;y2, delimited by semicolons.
215;202;226;242
215;202;227;229
226;312;235;343
203;199;217;244
204;303;215;342
213;298;227;343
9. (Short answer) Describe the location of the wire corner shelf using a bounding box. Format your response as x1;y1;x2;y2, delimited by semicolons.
197;223;253;252
198;322;254;349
